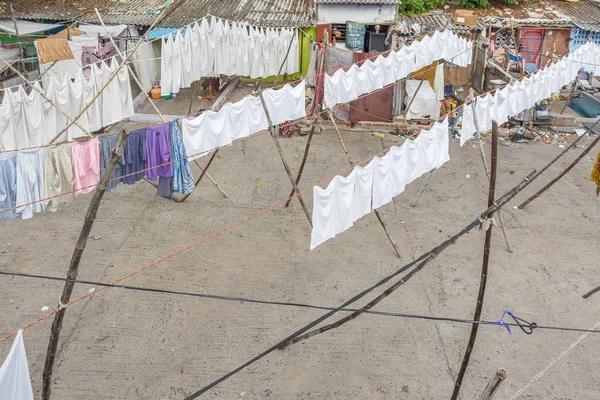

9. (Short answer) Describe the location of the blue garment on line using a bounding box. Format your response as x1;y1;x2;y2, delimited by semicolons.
121;129;147;185
170;121;195;195
100;135;124;191
0;152;17;220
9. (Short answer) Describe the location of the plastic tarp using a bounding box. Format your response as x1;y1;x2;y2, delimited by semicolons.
0;330;34;400
78;23;128;38
405;79;440;120
0;19;62;35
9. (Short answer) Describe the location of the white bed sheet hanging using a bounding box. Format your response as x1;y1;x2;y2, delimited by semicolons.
181;94;269;161
405;79;440;120
262;80;306;126
0;330;34;400
159;18;300;96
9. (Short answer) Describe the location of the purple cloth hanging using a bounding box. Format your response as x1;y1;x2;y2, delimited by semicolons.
145;124;174;182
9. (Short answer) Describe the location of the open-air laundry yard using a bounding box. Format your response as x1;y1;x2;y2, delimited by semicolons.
0;1;599;399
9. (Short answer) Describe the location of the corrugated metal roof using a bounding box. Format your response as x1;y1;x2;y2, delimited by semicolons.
0;0;316;28
544;0;600;33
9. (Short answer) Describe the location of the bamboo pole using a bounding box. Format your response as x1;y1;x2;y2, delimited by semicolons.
560;76;578;115
41;129;129;400
277;170;537;350
517;121;600;209
259;92;312;226
411;170;434;207
279;253;436;350
95;8;167;124
274;28;296;85
192;159;230;198
477;369;506;400
46;2;180;145
471;98;513;253
405;64;432;118
175;150;219;202
327;110;402;259
0;57;93;137
450;120;499;400
285;125;316;207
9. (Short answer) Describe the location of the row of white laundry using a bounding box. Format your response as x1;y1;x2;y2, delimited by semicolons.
324;30;473;108
311;118;450;250
182;80;306;160
0;60;134;152
460;40;600;145
161;16;299;96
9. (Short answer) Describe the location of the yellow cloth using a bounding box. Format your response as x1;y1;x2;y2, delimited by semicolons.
36;39;74;63
591;150;600;196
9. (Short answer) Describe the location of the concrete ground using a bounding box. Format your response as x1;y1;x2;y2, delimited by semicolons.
0;124;599;399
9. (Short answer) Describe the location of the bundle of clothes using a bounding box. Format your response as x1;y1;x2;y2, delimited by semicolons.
0;121;193;221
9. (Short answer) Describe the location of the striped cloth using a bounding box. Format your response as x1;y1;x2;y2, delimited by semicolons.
171;121;195;195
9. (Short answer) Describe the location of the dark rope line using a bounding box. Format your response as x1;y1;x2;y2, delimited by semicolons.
184;133;594;398
2;271;598;335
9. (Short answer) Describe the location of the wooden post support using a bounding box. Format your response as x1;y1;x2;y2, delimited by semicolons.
405;64;432;118
274;29;296;85
193;160;230;199
471;98;513;253
95;7;167;125
277;169;537;351
285;125;316;207
46;2;181;146
583;285;600;299
518;121;600;210
411;170;434;208
327;110;403;259
451;120;499;400
0;57;93;137
175;150;219;203
477;369;506;400
41;129;129;400
560;76;578;115
259;92;312;226
96;7;226;199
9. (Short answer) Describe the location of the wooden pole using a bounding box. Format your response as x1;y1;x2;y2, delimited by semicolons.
477;369;506;400
278;169;537;350
46;2;180;145
450;120;499;400
517;122;600;209
285;125;316;207
193;160;230;199
259;92;312;226
174;150;219;202
0;57;93;137
411;170;434;207
471;98;513;253
560;76;578;115
583;285;600;299
274;28;296;85
95;8;166;124
41;129;129;400
279;253;436;350
405;64;433;118
327;110;402;259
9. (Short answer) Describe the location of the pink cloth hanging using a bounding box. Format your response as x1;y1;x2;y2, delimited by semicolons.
72;138;100;196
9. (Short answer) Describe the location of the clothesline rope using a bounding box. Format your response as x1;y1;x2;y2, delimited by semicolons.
0;127;423;344
0;40;471;154
2;269;600;336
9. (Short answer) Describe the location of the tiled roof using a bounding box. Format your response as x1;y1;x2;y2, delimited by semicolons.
545;0;600;33
0;0;316;28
